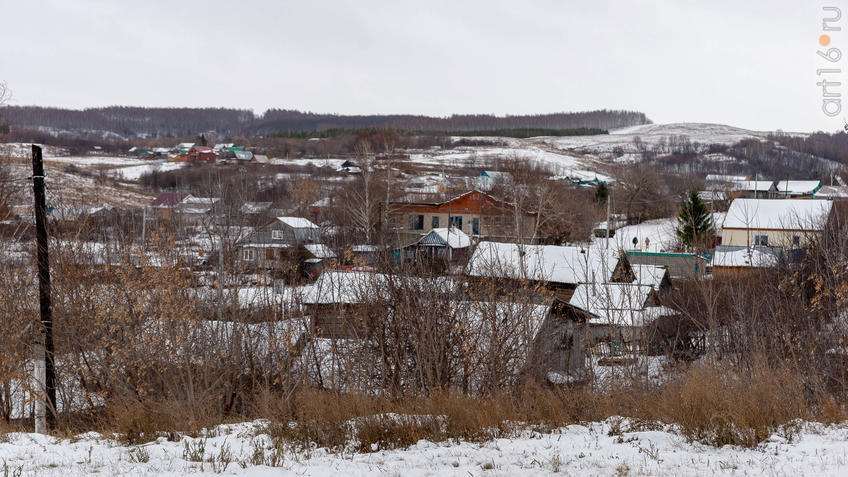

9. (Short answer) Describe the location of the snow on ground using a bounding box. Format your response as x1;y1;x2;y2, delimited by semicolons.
1;418;848;476
270;158;348;168
44;156;143;167
593;218;679;253
407;145;586;176
114;162;186;180
0;143;68;158
534;123;790;156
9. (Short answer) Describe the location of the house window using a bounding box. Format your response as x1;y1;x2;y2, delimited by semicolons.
472;218;480;235
265;248;275;260
411;214;424;230
271;230;284;240
449;215;463;230
242;249;255;261
432;216;440;228
754;234;769;246
792;235;801;247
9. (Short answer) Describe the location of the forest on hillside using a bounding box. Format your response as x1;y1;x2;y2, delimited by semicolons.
1;106;650;140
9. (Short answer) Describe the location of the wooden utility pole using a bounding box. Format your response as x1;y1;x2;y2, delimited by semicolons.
31;145;56;431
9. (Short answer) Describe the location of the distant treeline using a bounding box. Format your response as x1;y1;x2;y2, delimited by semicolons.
2;106;649;140
270;127;608;139
768;131;848;165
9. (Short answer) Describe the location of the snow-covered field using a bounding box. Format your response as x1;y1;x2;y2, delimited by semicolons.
45;156;143;167
1;418;847;476
113;162;186;180
534;123;793;155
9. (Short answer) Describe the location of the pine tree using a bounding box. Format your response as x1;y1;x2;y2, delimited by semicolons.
594;183;609;202
676;189;713;250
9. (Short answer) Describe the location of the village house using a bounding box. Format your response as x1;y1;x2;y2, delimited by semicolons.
476;170;512;190
775;180;823;199
814;185;848;199
301;270;588;381
239;216;322;270
720;198;833;249
710;245;781;275
465;241;622;301
625;250;708;279
233;150;254;163
187;145;216;163
568;281;676;349
387;190;537;245
150;192;191;221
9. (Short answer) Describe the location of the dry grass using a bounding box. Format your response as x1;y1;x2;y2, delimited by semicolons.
31;359;830;451
651;360;808;446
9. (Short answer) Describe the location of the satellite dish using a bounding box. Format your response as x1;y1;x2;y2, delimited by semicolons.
632;237;639;246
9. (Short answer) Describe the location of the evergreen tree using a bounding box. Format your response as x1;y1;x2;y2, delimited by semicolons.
676;189;713;250
594;182;609;202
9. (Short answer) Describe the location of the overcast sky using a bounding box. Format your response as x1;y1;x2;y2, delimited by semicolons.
0;0;840;132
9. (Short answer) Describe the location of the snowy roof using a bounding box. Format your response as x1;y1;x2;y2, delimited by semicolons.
351;244;386;252
776;180;822;195
480;171;512;181
730;180;774;192
234;151;254;160
305;244;336;259
815;185;848;199
151;192;190;207
417;227;472;249
182;196;220;205
311;197;333;208
711;246;779;268
705;174;747;182
253;154;269;163
302;271;450;305
631;265;668;288
569;283;673;327
570;283;653;314
723;199;833;231
242;242;291;249
466;242;619;285
240;202;272;214
277;216;319;229
176;142;195;149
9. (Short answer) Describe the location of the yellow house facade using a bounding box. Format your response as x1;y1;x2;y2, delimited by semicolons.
720;199;833;248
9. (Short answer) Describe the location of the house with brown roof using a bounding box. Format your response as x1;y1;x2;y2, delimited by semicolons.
187;146;216;163
386;190;537;245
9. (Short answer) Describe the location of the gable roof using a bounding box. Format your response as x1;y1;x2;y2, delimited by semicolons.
723;199;833;231
151;192;190;207
277;216;319;229
776;180;823;195
730;180;775;192
304;243;336;259
711;245;780;268
466;242;619;285
240;202;272;214
302;270;451;304
569;282;675;326
815;185;848;199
